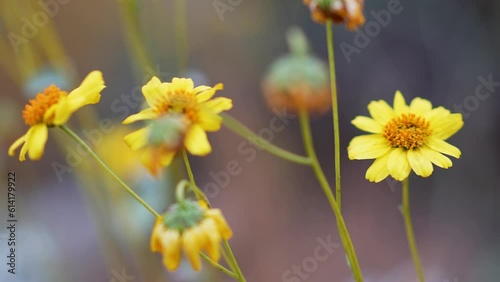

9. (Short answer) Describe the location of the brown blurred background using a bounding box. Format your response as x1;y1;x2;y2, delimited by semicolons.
1;0;500;281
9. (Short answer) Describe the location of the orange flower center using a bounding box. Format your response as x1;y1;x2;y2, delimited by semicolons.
22;85;68;126
383;113;432;150
156;90;198;122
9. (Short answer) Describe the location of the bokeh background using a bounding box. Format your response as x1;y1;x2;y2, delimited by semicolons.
1;0;499;281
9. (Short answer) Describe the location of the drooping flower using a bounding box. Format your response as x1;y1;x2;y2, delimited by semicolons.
8;71;105;161
303;0;365;30
348;91;463;182
150;200;233;271
123;77;232;175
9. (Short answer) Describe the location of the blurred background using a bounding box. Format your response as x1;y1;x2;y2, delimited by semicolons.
1;0;499;281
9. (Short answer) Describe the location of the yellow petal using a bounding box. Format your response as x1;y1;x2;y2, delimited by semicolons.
142;77;170;109
409;97;433;115
424;106;450;124
205;209;233;239
368;99;395;125
8;132;28;158
426;136;461;158
351;116;383;133
420;145;452;169
184;125;212;156
348;134;390;160
393;91;409;115
123;108;158;124
202;97;233;114
54;71;105;125
387;147;411;181
182;227;204;271
124;126;151;151
365;150;391;183
195;83;224;103
27;124;48;160
429;113;463;140
159;150;176;167
407;148;433;178
161;229;182;271
150;219;164;252
201;219;221;262
19;127;35;161
172;78;194;93
197;111;223;132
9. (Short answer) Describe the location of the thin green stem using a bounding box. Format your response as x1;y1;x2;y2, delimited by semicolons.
180;152;246;282
326;20;342;210
59;125;160;218
200;252;237;279
223;240;246;282
402;178;425;282
174;0;188;72
221;113;311;166
298;109;363;282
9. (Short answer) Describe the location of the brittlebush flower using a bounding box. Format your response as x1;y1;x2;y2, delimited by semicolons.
304;0;365;30
150;201;232;271
8;71;105;161
123;77;232;175
348;91;463;182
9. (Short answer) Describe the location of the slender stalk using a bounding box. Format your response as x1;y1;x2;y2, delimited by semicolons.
181;151;246;282
174;0;188;72
221;113;311;165
299;109;363;282
223;240;246;282
402;178;425;282
326;20;342;210
60;125;160;218
200;253;237;279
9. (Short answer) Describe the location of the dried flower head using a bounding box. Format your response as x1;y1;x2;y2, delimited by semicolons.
304;0;365;30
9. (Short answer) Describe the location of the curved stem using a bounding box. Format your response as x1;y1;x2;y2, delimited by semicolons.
298;109;363;282
402;178;425;282
200;252;237;279
221;113;311;166
59;125;160;218
326;20;342;210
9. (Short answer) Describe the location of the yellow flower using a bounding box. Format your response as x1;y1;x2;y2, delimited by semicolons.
348;91;463;182
123;77;232;175
8;71;105;161
150;201;233;271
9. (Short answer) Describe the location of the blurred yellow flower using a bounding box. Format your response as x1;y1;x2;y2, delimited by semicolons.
8;71;105;161
123;77;232;175
150;201;233;271
348;91;463;182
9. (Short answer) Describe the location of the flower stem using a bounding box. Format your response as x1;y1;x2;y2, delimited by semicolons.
59;125;160;218
298;109;363;282
326;20;342;210
200;252;238;279
181;152;246;282
402;178;425;282
174;0;188;72
221;113;311;166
